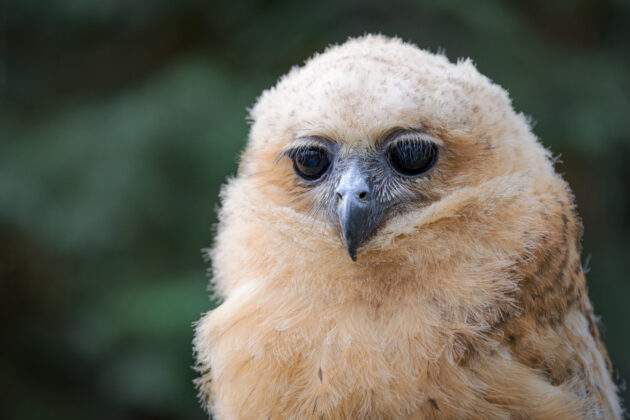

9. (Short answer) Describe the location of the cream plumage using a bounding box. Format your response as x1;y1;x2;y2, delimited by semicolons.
194;35;622;419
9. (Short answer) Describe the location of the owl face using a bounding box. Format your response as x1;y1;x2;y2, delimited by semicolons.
240;36;549;262
280;129;441;260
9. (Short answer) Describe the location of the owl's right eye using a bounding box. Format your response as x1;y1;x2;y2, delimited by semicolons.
291;146;331;181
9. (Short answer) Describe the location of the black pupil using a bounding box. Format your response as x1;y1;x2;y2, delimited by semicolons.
388;140;438;176
294;147;329;180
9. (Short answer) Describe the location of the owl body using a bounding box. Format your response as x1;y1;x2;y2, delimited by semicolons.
194;36;621;419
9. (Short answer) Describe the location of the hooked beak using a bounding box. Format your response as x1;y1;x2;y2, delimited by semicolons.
335;164;378;261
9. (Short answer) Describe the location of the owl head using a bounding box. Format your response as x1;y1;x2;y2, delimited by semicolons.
211;35;569;301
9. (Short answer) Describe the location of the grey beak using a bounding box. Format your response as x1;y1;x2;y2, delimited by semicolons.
335;164;375;261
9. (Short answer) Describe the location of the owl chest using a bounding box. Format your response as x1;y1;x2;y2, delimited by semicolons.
212;303;450;418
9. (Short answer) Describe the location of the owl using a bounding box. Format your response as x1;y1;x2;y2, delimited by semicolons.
194;35;622;419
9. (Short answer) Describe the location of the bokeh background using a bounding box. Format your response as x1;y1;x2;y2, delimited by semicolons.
1;1;629;419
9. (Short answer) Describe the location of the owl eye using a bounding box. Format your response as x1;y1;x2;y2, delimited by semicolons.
291;146;331;181
387;139;438;176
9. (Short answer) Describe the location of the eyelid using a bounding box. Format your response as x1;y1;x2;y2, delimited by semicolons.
383;129;442;148
279;136;335;160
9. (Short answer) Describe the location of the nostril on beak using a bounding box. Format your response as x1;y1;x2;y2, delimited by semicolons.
357;190;369;201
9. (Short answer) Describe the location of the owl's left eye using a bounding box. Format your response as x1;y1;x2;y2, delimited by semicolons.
291;146;331;181
387;139;438;177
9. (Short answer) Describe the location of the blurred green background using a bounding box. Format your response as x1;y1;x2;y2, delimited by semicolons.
1;1;629;419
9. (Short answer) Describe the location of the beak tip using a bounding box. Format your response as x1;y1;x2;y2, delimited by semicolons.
347;245;358;262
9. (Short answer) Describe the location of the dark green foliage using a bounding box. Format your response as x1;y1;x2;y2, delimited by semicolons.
1;1;628;418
